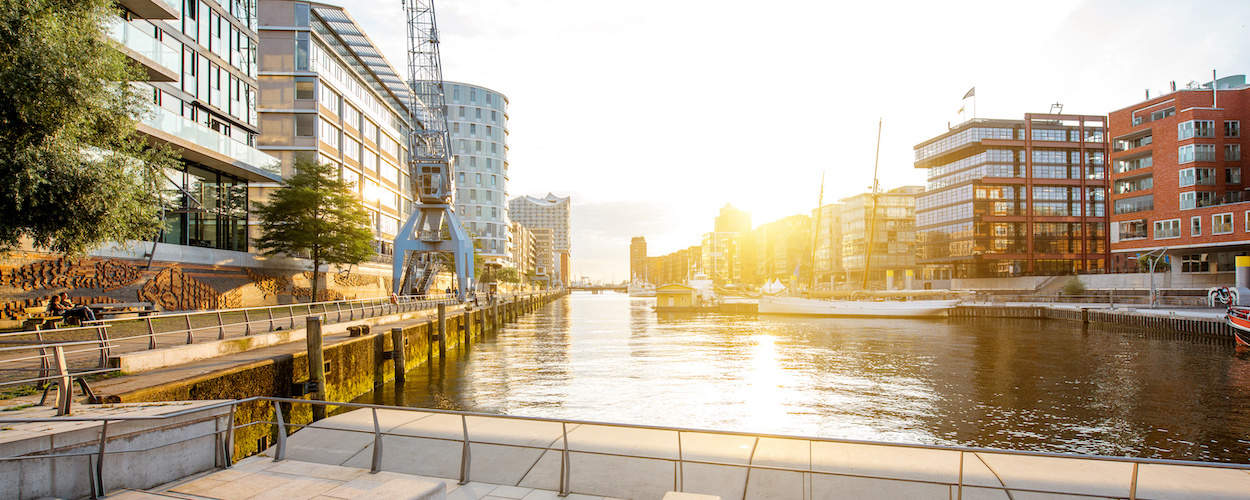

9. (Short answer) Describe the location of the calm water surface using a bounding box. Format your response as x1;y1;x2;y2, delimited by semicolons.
356;292;1250;462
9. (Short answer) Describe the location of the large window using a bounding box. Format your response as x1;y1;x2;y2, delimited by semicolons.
1226;144;1241;161
1113;194;1153;214
1120;219;1147;240
1226;120;1240;138
1178;120;1215;140
1180;191;1216;210
1191;216;1202;236
1214;213;1234;234
1178;167;1215;187
1153;219;1181;239
158;165;249;252
1227;167;1242;184
295;77;315;100
1179;144;1217;163
1114;176;1152;194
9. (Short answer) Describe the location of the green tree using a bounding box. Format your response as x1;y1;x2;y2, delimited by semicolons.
253;159;374;302
0;0;177;255
1061;276;1086;296
496;267;520;284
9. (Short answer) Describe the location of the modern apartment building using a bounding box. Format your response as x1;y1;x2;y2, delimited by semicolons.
508;221;536;278
445;82;510;263
509;194;571;284
840;186;922;287
1107;77;1250;273
812;203;843;287
914;114;1110;279
531;227;555;282
714;204;751;233
630;236;647;281
741;214;811;286
256;0;413;261
115;0;281;253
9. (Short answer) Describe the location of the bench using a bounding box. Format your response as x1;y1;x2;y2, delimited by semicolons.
88;301;156;319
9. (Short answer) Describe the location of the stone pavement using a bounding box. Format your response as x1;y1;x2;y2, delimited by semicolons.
277;408;1250;499
104;456;622;500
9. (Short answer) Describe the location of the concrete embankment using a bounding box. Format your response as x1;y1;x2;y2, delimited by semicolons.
952;304;1238;341
99;291;565;461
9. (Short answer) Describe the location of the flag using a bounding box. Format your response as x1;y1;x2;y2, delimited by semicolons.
963;86;975;99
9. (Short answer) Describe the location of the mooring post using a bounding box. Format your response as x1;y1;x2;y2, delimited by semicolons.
437;303;447;359
1081;307;1089;324
391;327;406;385
307;315;327;421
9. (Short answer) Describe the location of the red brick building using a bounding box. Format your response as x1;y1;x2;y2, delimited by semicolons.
914;114;1110;279
1108;76;1250;273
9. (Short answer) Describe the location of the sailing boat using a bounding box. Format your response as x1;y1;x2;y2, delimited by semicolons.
758;118;958;318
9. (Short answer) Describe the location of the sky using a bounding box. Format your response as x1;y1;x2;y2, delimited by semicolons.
331;0;1250;282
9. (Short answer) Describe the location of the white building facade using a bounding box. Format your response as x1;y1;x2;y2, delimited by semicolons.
446;82;510;264
508;194;571;284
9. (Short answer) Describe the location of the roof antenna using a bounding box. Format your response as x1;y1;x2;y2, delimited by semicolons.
1050;102;1063;115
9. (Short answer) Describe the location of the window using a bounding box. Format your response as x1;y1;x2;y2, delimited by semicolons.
319;87;340;114
319;120;340;149
341;167;359;188
1114;195;1153;214
294;3;310;27
1246;211;1250;232
469;124;476;135
1179;144;1216;163
475;173;482;185
1191;216;1202;236
1226;144;1241;161
343;138;360;161
343;105;361;130
1120;219;1147;240
295;77;315;100
1214;213;1234;234
1227;168;1242;184
1178;167;1215;187
1154;219;1181;239
1226;120;1240;138
1181;254;1210;272
295;114;315;136
295;32;310;71
1178;120;1215;140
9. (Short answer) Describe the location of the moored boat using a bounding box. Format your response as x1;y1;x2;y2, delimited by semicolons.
758;295;958;318
1224;305;1250;348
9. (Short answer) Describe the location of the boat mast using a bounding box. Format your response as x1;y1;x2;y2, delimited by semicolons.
809;172;825;294
861;118;883;290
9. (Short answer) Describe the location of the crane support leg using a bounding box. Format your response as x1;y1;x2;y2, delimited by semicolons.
393;204;474;302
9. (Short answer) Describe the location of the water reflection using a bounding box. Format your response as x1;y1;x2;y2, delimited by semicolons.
358;292;1250;462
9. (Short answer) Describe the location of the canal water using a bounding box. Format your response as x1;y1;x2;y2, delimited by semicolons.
355;292;1250;463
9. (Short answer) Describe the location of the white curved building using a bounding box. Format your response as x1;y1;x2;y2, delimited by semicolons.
445;81;510;263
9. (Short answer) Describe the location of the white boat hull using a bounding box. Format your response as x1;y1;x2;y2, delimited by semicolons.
758;296;958;318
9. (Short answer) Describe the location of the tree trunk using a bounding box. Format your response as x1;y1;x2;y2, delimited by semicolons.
310;253;320;304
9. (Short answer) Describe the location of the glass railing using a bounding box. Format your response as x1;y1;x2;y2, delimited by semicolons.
108;19;180;75
141;106;282;178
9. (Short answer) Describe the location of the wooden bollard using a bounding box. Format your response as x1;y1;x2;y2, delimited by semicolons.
307;316;327;421
437;303;447;359
391;327;406;384
1081;307;1089;324
461;310;470;345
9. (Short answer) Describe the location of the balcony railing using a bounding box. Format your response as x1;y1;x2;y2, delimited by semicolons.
141;106;282;178
107;19;179;75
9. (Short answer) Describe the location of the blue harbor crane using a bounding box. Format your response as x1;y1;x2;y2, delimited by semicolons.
393;0;474;301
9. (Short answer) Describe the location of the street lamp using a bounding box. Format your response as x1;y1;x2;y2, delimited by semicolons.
1128;247;1168;308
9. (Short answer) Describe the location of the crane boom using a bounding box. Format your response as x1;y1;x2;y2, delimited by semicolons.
393;0;474;301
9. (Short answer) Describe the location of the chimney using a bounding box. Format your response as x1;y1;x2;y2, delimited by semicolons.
1170;81;1176;92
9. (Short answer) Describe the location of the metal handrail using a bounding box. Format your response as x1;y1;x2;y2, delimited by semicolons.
2;390;1246;500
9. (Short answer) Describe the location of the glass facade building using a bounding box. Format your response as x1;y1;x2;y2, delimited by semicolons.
913;115;1110;279
256;0;414;262
446;82;510;262
116;0;282;253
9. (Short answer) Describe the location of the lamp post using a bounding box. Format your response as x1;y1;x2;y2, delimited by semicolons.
1129;248;1168;308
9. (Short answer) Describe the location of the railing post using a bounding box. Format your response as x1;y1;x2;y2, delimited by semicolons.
289;305;296;329
243;309;251;335
957;450;963;500
224;403;236;468
267;307;275;332
272;400;287;461
96;325;110;368
185;314;194;344
559;422;570;496
1129;462;1138;500
216;310;225;340
335;302;343;322
95;420;108;498
146;317;157;349
370;408;383;473
458;414;471;484
53;345;71;416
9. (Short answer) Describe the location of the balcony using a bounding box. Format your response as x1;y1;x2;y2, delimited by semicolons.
116;0;179;19
108;19;179;82
138;106;283;182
